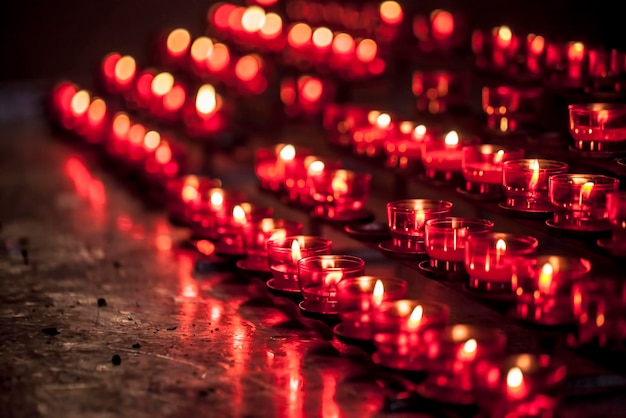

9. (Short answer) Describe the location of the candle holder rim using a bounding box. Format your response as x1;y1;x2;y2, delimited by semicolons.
616;157;626;166
336;276;408;291
317;168;372;180
297;254;366;269
548;173;620;187
568;102;626;113
503;158;569;170
466;232;539;251
267;235;332;249
424;324;508;346
518;255;592;274
462;143;525;154
386;199;453;212
425;217;495;231
491;353;567;379
376;299;450;315
483;85;543;96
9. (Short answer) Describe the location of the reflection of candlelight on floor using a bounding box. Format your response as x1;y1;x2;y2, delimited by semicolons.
321;370;340;418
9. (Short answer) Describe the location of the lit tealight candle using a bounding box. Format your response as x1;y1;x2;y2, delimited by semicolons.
422;130;479;183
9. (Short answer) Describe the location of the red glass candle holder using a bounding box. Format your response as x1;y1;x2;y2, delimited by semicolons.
351;112;394;157
266;236;332;293
372;300;449;371
568;103;626;154
412;70;469;114
384;122;433;170
240;218;303;271
548;174;620;232
322;103;373;147
164;175;222;225
512;255;592;325
386;199;453;253
297;255;365;314
501;159;569;214
481;85;542;133
599;191;626;255
474;354;566;418
417;325;507;405
285;155;341;206
465;233;539;294
213;202;273;251
572;278;626;348
335;276;408;341
188;188;246;238
461;144;525;195
424;217;494;273
311;169;371;218
421;130;480;183
254;144;312;192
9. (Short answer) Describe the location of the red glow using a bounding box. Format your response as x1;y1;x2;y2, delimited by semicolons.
190;37;214;64
235;55;261;81
356;39;377;62
87;98;106;124
495;26;513;49
166;28;191;57
70;90;90;116
151;72;174;97
163;84;186;112
102;52;121;80
260;13;282;39
312;27;333;48
128;123;146;145
155;142;172;164
280;81;297;105
228;7;245;32
288;23;312;48
112;112;131;138
54;82;77;115
136;71;154;100
254;0;277;5
241;6;266;33
568;42;585;61
114;56;136;85
210;3;236;31
431;10;454;40
143;130;161;151
528;34;545;55
332;33;355;55
379;1;403;25
368;57;386;75
64;157;107;207
207;43;230;72
299;77;323;102
196;239;216;255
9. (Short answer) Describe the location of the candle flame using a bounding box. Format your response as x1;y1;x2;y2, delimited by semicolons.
151;72;174;96
413;124;427;139
579;182;594;206
528;159;540;190
444;130;459;146
210;190;224;210
506;367;524;388
538;262;553;293
279;144;296;161
181;185;199;202
307;160;325;176
324;271;343;286
260;218;275;232
196;84;217;115
143;130;161;151
497;26;512;43
70;90;90;115
331;176;348;195
376;113;392;129
290;239;302;263
268;229;287;241
597;109;609;125
407;305;423;329
232;205;247;225
494;149;505;163
321;258;336;269
399;121;414;134
462;338;477;355
372;280;384;307
367;110;381;125
496;239;507;252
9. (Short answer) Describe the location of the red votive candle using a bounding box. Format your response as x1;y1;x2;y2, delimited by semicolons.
481;85;542;133
372;300;449;371
571;278;626;348
417;325;507;405
421;130;480;183
425;217;494;273
322;103;373;147
352;112;395;157
267;236;332;293
548;174;620;232
335;276;408;341
165;175;222;225
254;144;285;192
474;354;566;418
189;187;245;238
213;203;274;254
461;144;525;195
286;156;341;206
412;70;469;114
501;159;569;214
386;199;453;253
513;255;592;325
568;103;626;153
240;218;303;272
297;255;365;315
384;122;432;170
465;233;538;294
311;169;371;218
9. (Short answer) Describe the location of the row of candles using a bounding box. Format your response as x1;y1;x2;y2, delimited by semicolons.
155;169;571;414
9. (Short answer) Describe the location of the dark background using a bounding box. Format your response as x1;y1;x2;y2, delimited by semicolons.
0;0;621;84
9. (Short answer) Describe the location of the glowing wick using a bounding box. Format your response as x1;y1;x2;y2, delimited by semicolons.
279;144;296;161
579;182;594;207
210;190;224;210
528;159;540;190
232;205;247;225
372;280;384;307
444;130;459;146
538;262;553;294
376;113;392;129
407;305;423;330
413;124;427;140
290;239;302;263
307;160;325;176
196;84;217;115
